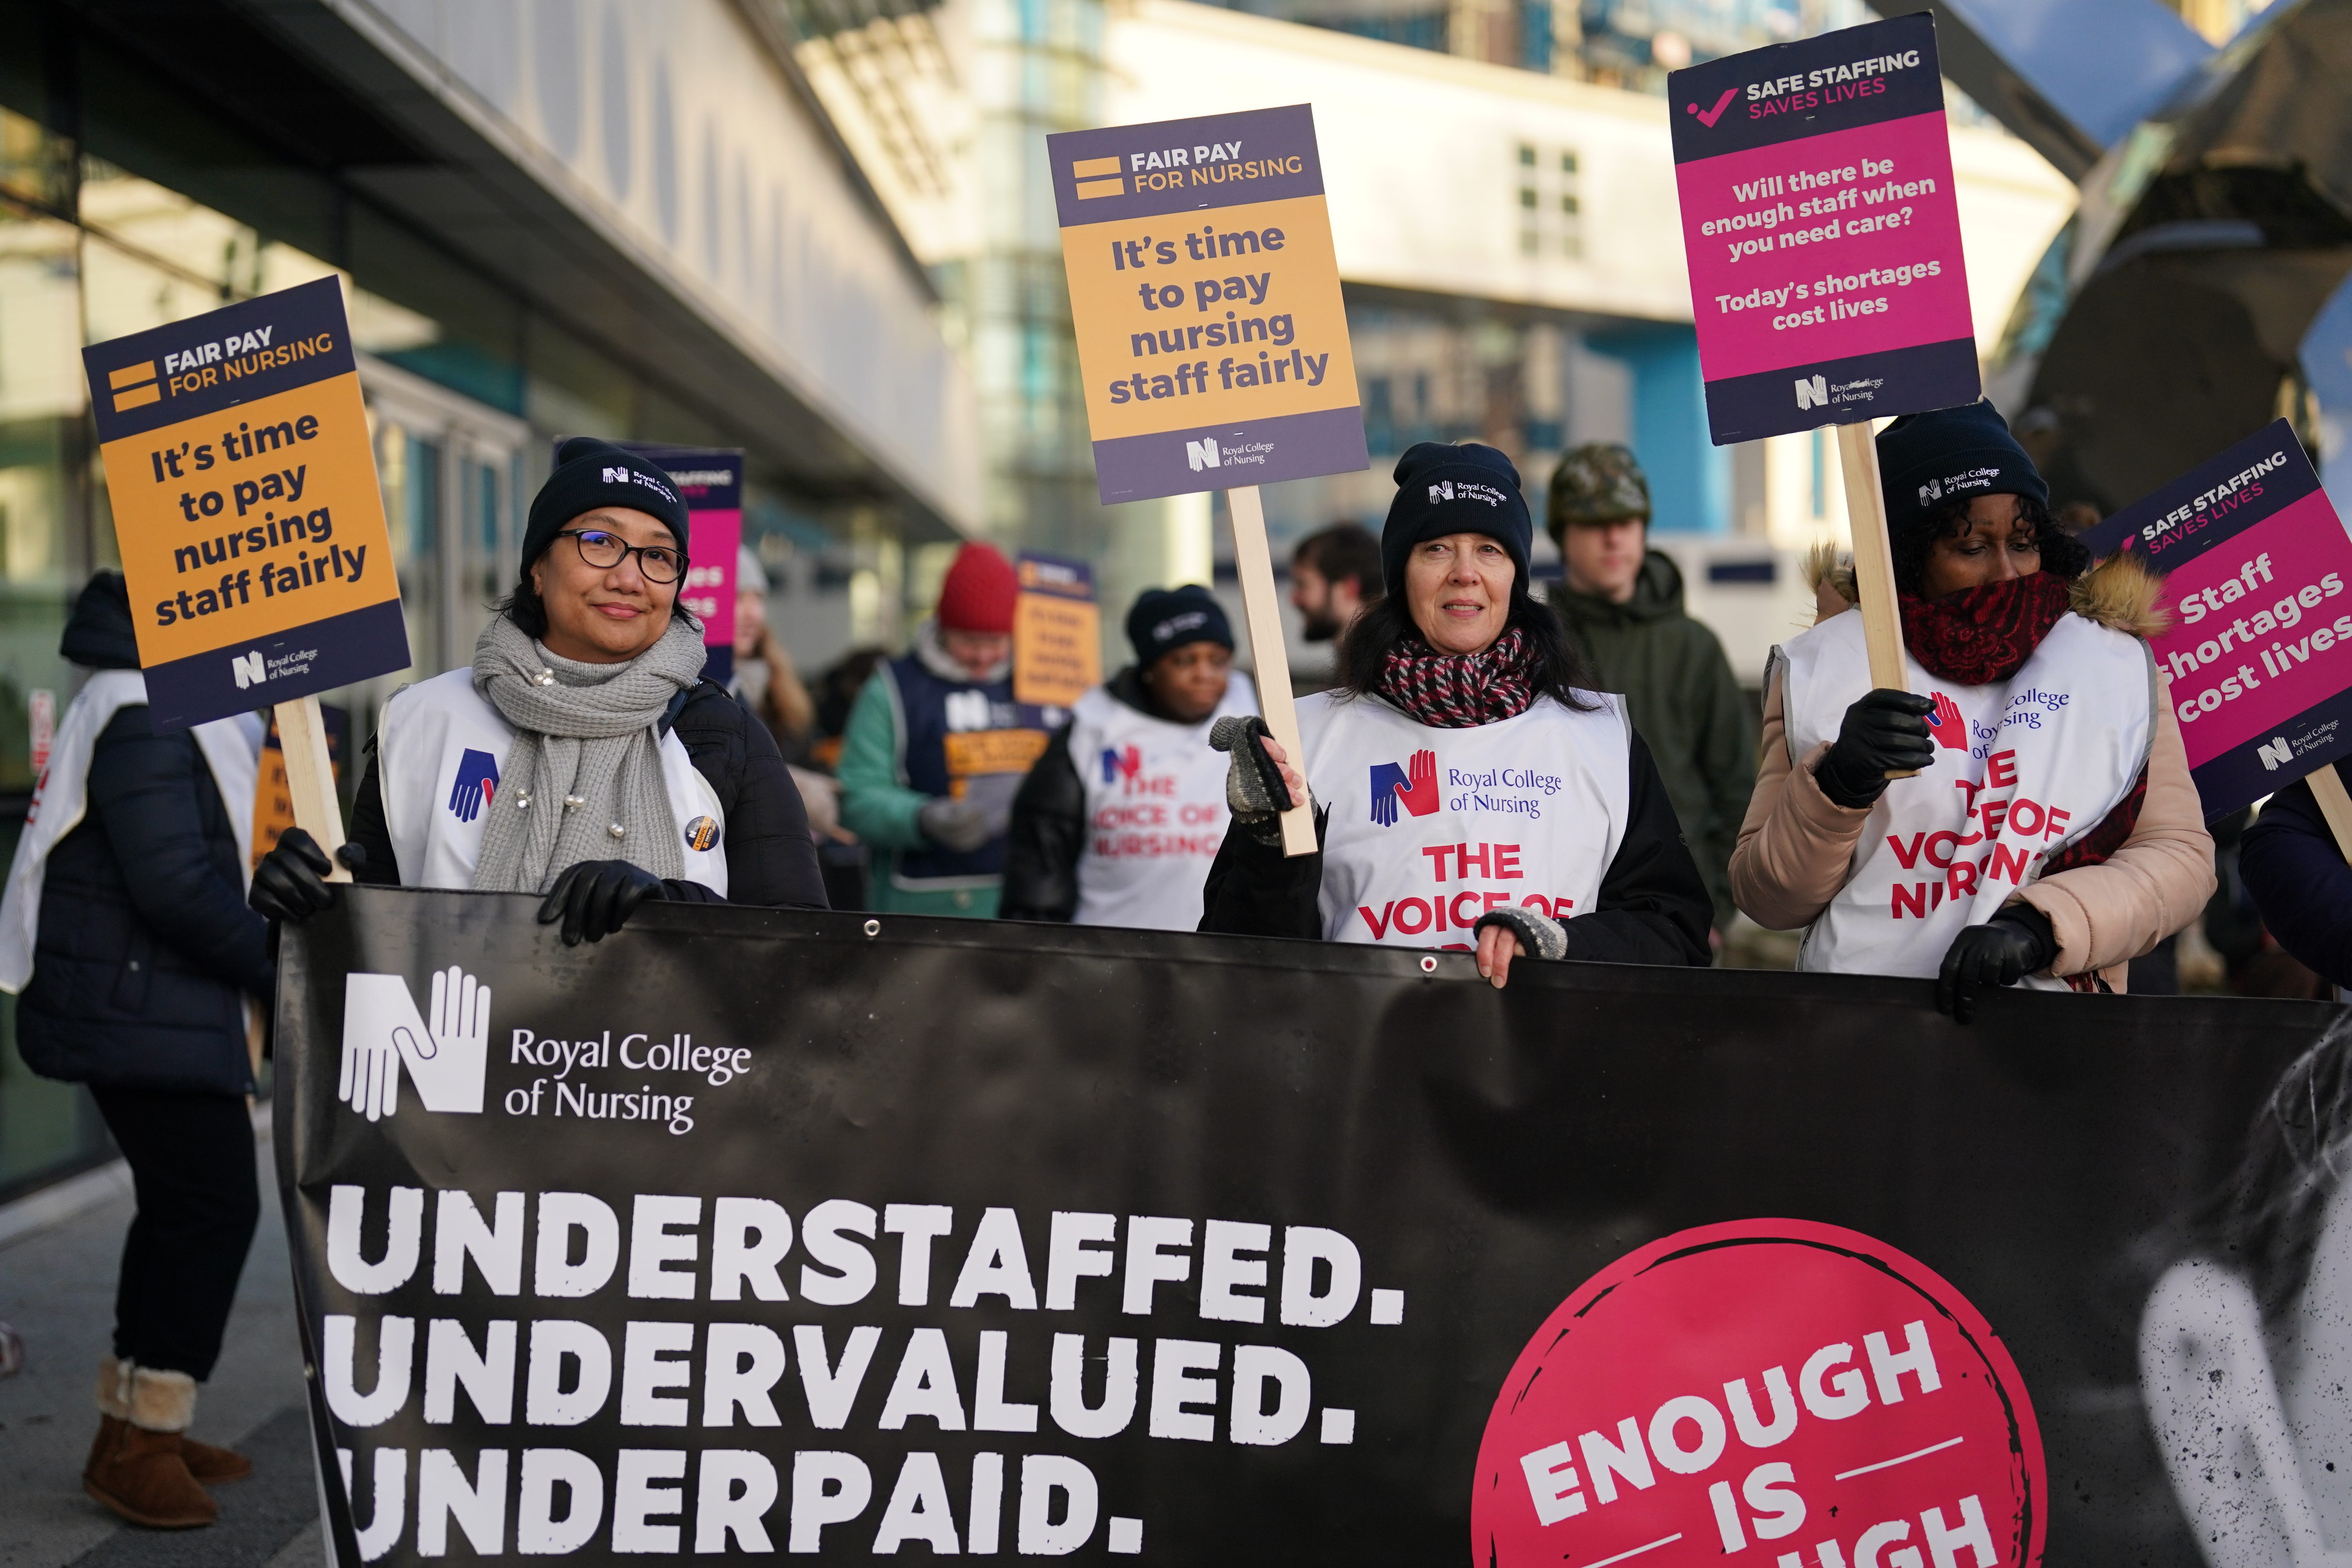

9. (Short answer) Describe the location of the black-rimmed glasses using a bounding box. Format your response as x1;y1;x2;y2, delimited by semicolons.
556;529;688;583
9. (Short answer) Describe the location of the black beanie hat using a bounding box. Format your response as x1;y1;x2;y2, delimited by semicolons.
1127;585;1232;668
1875;401;2049;547
523;437;692;570
1379;442;1533;598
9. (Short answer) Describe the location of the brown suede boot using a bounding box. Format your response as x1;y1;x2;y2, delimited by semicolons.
178;1433;253;1485
82;1361;216;1528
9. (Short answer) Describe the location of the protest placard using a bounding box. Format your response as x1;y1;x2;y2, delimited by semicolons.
1671;13;1976;701
1014;553;1102;710
81;277;406;730
1671;12;1976;446
2080;419;2352;829
612;443;744;685
279;890;2332;1568
1050;105;1368;854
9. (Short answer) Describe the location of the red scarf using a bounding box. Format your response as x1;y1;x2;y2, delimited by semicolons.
1376;626;1539;728
1896;570;2071;686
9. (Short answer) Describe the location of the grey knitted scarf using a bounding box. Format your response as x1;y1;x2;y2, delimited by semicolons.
469;614;707;894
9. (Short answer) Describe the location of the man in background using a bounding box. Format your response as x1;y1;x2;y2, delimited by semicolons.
1546;443;1753;941
1289;523;1381;693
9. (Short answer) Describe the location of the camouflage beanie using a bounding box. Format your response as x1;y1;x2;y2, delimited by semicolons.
1546;443;1651;539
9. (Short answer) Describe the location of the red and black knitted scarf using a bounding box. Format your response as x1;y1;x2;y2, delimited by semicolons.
1896;570;2071;686
1376;625;1539;728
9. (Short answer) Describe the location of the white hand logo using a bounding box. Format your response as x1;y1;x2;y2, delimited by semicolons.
339;967;492;1121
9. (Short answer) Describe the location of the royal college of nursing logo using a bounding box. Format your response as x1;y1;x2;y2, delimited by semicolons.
1101;744;1142;786
1368;749;1441;826
447;748;499;823
339;967;491;1122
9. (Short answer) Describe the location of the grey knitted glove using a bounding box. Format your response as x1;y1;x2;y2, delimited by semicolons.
1210;715;1307;818
1472;904;1568;961
917;796;991;853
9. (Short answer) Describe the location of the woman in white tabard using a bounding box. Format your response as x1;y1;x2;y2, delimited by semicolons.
999;585;1257;929
251;437;826;943
1731;401;2213;1019
1198;442;1713;986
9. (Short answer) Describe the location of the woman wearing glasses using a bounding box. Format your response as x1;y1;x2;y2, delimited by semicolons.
250;437;825;942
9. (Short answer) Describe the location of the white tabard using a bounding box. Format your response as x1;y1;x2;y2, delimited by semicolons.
1298;689;1630;948
378;668;728;895
1065;671;1258;931
1774;607;2154;981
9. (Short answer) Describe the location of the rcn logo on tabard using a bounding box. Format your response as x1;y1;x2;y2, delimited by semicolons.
339;967;490;1122
1794;375;1829;411
1186;437;1220;472
447;748;499;822
229;650;267;689
2260;735;2294;771
1368;749;1441;826
1101;744;1142;785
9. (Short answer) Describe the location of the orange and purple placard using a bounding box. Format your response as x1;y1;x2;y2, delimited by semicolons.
81;276;408;730
1048;105;1368;504
2081;420;2352;819
1670;14;1978;445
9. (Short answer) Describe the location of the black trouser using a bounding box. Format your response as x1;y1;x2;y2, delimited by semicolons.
89;1087;259;1381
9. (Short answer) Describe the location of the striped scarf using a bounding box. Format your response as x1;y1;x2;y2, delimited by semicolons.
1375;625;1539;728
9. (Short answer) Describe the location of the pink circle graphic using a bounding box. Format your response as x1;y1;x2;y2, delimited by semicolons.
1472;1219;2044;1568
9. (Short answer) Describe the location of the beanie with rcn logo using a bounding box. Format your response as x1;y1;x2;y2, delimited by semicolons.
1379;441;1534;599
1875;401;2048;550
1126;584;1232;668
523;437;691;569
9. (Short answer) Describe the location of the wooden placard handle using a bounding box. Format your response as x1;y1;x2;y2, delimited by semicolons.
1225;485;1318;858
2307;762;2352;862
1833;421;1918;780
278;693;351;884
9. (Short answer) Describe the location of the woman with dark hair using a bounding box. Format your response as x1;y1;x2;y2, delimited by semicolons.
1731;402;2212;1016
1198;443;1713;987
249;437;826;942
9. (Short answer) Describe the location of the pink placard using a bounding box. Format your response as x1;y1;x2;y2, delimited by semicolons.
2143;490;2352;760
679;507;742;651
1677;111;1974;383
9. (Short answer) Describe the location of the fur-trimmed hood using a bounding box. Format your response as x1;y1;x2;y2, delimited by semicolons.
1804;546;2171;641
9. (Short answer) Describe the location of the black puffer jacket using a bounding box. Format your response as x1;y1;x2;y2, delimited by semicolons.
17;573;270;1096
344;672;829;909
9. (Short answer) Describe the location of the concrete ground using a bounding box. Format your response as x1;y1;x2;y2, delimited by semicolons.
0;1117;323;1568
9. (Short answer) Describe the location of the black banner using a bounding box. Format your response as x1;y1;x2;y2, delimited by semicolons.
278;891;2339;1567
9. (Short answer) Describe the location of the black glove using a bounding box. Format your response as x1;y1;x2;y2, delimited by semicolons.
250;828;368;922
1815;689;1936;808
1936;904;2058;1023
537;860;672;946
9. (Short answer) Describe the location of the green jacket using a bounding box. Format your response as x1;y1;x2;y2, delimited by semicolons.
1550;551;1754;933
835;671;1002;918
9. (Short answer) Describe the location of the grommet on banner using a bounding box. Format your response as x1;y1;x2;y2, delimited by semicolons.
864;918;881;938
1420;955;1438;974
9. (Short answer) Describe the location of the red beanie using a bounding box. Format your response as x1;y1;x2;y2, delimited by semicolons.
936;542;1019;633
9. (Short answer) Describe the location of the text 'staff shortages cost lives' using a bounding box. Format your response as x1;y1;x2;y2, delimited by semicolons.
1670;13;1978;445
1049;105;1368;504
82;275;406;731
2080;420;2352;820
